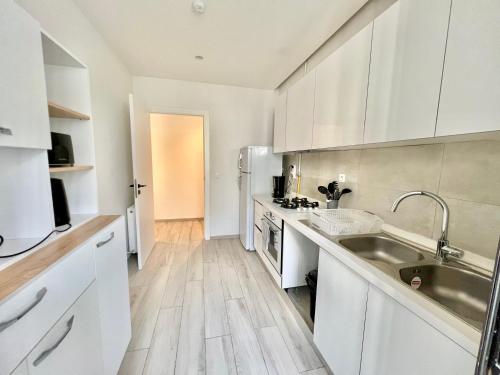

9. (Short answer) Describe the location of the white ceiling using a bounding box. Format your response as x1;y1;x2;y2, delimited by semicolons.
74;0;368;89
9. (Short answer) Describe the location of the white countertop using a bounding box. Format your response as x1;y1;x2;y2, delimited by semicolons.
254;194;482;356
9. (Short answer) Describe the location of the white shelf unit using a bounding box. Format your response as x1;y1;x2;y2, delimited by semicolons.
42;33;98;219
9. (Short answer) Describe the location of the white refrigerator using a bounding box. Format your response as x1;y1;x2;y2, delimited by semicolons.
239;146;282;250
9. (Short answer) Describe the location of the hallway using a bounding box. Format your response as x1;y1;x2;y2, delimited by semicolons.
119;220;328;375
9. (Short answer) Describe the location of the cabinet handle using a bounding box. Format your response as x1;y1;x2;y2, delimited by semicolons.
0;126;13;135
33;315;74;367
0;287;47;333
96;231;114;248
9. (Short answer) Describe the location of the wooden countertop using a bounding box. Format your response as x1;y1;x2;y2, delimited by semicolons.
0;215;119;302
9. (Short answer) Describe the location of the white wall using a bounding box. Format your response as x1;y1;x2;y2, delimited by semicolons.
150;114;204;221
133;77;275;237
17;0;134;215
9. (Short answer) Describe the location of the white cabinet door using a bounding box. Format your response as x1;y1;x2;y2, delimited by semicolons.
27;282;104;375
93;217;131;375
273;91;287;153
11;361;28;375
254;225;263;257
361;286;476;375
0;0;50;149
286;70;316;151
436;0;500;136
314;249;369;375
313;22;372;148
364;0;451;144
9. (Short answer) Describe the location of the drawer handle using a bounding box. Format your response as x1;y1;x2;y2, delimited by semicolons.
0;126;13;135
96;231;114;248
33;315;74;367
0;287;47;333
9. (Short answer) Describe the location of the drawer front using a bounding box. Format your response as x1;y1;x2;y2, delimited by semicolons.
27;282;104;375
0;242;95;374
254;201;264;230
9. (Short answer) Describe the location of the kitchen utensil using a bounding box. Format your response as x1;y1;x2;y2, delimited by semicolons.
340;188;352;197
328;181;338;194
333;190;341;200
318;186;329;195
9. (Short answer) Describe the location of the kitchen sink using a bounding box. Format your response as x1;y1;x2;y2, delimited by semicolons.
400;263;491;329
299;218;493;329
338;235;427;265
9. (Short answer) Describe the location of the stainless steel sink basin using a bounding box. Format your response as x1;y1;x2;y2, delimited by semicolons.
400;263;491;329
338;235;427;265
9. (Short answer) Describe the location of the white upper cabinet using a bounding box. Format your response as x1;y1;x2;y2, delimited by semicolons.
285;70;316;151
436;0;500;136
273;91;287;153
313;22;373;148
0;0;50;149
364;0;451;144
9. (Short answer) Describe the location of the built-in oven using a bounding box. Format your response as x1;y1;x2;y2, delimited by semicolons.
261;211;283;275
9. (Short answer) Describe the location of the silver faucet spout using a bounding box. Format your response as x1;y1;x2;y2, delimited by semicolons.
391;191;454;261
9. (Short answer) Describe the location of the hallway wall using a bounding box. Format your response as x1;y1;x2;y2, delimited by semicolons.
150;114;204;220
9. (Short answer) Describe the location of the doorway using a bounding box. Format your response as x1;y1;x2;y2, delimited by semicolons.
149;113;205;237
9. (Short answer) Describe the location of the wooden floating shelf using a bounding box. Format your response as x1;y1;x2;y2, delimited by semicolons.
48;101;90;120
49;165;94;173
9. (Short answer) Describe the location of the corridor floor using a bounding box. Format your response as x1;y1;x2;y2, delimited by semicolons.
118;220;329;375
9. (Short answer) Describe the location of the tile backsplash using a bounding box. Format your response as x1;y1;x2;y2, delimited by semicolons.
284;141;500;260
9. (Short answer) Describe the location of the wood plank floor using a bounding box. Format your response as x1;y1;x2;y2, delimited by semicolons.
119;220;330;375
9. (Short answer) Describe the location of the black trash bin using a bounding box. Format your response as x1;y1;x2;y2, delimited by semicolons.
305;269;318;322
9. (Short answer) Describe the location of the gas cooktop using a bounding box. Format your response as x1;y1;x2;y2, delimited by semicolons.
272;197;320;210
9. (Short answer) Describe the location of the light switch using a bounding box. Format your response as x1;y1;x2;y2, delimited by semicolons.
338;174;346;183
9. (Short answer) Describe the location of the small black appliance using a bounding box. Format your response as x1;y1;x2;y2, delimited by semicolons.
272;175;285;198
50;178;71;226
48;132;75;167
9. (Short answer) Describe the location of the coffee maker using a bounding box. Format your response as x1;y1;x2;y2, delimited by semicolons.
273;176;285;198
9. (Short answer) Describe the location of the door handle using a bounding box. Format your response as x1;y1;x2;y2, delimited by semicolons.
138;184;147;188
0;126;13;135
33;315;74;367
96;232;114;248
0;287;47;333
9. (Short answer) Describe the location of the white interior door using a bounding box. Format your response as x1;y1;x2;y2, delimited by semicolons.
129;94;155;269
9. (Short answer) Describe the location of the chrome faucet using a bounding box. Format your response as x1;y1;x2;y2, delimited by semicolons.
391;191;464;262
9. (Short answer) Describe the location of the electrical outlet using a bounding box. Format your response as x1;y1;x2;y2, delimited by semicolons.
338;173;346;183
290;164;297;179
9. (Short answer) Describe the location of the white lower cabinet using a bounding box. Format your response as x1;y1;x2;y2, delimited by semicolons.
314;249;369;375
27;282;104;375
314;249;477;375
93;217;131;375
360;286;476;375
254;225;263;257
11;361;28;375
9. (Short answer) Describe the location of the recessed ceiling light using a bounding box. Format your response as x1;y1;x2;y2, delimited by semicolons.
195;55;204;60
192;0;206;14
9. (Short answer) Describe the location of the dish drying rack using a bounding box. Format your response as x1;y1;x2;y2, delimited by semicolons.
310;209;383;236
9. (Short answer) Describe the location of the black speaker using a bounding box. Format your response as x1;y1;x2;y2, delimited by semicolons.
50;178;71;227
48;132;75;166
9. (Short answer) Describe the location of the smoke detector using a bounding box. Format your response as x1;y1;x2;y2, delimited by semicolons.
192;0;206;14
